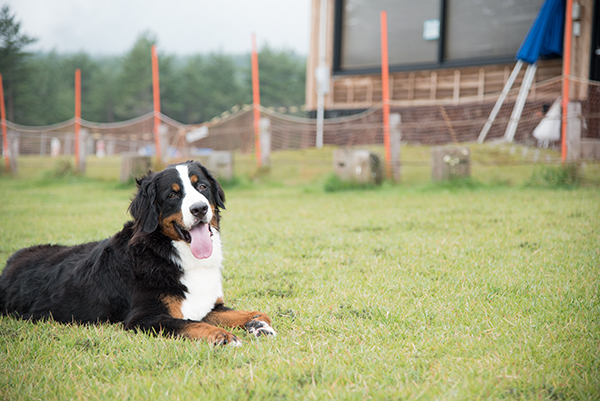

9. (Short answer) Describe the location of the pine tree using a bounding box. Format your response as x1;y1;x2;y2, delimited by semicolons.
0;4;37;122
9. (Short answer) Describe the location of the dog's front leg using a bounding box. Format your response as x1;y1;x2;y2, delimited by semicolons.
125;313;242;346
202;299;276;338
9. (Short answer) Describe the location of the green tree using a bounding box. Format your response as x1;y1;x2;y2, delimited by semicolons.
200;53;243;121
158;53;185;123
62;52;103;122
18;52;101;125
244;45;306;109
114;32;155;120
180;55;208;123
19;52;72;125
86;56;119;123
178;53;244;124
0;4;37;122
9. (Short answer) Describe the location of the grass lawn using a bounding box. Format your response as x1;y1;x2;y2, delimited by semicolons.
0;155;599;399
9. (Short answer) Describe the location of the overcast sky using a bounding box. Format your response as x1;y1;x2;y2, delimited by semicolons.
4;0;312;56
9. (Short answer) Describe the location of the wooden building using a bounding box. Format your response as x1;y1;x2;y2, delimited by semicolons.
306;0;599;117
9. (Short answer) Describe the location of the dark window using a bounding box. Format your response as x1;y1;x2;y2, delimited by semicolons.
334;0;546;74
341;0;440;69
445;0;545;61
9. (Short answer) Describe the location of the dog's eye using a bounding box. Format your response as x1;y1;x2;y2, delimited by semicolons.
198;184;207;191
169;192;180;199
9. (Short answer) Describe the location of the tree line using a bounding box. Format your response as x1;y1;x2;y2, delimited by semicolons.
0;5;306;126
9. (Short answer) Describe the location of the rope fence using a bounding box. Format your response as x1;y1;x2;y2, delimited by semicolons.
2;76;600;179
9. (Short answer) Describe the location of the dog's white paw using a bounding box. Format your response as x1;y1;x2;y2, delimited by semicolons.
245;319;277;338
229;337;243;347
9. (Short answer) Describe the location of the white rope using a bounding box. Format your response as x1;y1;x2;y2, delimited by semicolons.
5;118;75;133
258;103;383;125
80;112;154;130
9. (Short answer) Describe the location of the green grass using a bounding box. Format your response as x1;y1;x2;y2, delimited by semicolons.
1;153;599;400
8;143;600;187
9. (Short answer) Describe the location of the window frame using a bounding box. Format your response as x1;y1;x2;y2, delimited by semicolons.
332;0;547;76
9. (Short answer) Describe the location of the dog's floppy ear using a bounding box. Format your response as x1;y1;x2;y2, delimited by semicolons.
128;171;160;237
198;163;225;210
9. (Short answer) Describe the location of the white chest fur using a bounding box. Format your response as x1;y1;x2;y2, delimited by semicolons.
172;230;224;321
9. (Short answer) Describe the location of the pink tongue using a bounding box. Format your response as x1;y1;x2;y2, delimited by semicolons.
189;224;213;259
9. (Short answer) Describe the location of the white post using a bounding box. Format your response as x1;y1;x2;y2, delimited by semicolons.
566;102;582;162
40;133;47;156
390;113;401;182
315;0;329;149
159;124;169;162
64;134;72;155
8;131;18;174
78;128;88;174
260;117;271;167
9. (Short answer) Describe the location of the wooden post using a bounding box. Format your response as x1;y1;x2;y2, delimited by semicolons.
0;73;9;171
152;45;162;162
251;34;262;167
380;10;391;178
561;0;574;163
74;68;81;170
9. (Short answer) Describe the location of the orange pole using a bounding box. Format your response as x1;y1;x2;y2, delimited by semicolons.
0;73;9;171
152;45;162;162
74;68;81;168
380;10;391;177
561;0;573;163
251;33;262;167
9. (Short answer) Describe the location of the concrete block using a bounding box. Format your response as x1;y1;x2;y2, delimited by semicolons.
333;148;383;185
431;146;471;181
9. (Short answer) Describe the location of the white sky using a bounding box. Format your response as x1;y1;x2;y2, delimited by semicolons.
4;0;312;56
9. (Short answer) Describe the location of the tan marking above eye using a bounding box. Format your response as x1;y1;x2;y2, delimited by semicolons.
172;183;180;192
190;175;198;184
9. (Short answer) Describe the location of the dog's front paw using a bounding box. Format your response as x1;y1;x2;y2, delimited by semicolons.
244;318;277;338
208;327;242;347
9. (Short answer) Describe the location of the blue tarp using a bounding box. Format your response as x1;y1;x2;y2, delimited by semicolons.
516;0;565;64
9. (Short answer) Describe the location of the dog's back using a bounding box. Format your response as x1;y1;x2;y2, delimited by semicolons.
0;235;132;323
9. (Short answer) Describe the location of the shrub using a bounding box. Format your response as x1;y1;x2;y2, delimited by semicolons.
323;174;379;192
48;158;77;178
528;164;580;188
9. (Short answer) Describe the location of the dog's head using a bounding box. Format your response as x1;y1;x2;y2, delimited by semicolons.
128;161;225;259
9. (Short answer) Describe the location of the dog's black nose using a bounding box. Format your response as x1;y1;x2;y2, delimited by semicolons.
190;202;209;217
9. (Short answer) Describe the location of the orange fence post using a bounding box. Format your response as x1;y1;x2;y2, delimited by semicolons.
152;44;162;162
380;10;391;178
251;33;262;168
561;0;573;163
0;73;8;171
74;68;81;169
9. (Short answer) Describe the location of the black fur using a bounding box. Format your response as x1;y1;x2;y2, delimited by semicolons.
0;161;236;342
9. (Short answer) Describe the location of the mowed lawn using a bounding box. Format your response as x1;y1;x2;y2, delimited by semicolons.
0;174;599;400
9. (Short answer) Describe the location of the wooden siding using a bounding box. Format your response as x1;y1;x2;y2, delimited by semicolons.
329;59;562;110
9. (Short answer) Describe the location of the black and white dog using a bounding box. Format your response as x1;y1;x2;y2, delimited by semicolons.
0;161;275;345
